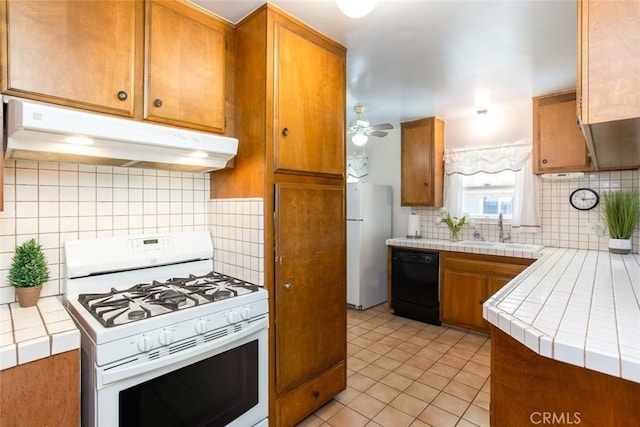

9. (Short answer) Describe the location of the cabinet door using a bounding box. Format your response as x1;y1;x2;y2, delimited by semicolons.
274;183;346;392
441;269;487;330
579;0;640;124
533;91;592;173
274;23;346;177
145;0;228;132
4;0;138;116
401;117;444;206
487;276;513;300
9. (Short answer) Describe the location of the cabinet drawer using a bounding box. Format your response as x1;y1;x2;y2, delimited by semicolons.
442;257;529;277
276;361;346;426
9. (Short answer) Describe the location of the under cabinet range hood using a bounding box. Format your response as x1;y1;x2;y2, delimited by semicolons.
3;97;238;172
579;117;640;170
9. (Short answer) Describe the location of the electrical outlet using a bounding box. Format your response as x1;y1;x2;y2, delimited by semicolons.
589;222;606;236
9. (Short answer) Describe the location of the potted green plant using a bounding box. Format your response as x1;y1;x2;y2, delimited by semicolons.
602;190;640;254
8;239;50;307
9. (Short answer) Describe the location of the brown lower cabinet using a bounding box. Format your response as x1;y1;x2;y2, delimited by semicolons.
491;326;640;426
0;350;80;425
440;252;533;332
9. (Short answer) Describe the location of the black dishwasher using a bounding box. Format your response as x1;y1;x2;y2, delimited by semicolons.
391;248;440;325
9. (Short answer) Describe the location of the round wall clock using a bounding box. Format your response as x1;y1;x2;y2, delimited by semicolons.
569;188;599;211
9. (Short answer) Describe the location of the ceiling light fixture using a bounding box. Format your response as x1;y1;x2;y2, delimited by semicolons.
352;133;368;146
336;0;377;18
474;89;490;114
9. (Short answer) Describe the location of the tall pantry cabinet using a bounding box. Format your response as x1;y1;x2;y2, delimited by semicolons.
209;4;347;426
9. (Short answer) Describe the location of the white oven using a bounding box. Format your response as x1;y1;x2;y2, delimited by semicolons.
63;231;268;427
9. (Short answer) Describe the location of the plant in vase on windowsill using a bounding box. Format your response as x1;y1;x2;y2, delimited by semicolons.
602;190;640;254
436;208;474;242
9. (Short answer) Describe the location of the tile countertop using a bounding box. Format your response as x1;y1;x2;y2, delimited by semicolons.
387;239;640;383
386;237;544;259
0;296;80;371
484;247;640;384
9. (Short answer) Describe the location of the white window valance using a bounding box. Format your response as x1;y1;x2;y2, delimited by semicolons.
443;140;540;233
444;141;532;175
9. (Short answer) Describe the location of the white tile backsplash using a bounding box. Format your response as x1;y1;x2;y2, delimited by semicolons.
1;160;265;304
412;169;639;252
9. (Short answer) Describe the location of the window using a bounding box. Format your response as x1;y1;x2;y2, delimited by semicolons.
459;170;515;220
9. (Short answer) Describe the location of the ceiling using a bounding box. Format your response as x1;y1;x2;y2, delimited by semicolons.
191;0;577;130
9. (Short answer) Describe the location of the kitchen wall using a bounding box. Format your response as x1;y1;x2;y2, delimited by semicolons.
0;160;264;305
356;129;640;253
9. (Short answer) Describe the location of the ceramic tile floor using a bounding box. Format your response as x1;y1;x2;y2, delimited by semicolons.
297;305;491;427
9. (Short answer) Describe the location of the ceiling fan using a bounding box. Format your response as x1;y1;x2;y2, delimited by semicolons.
347;105;393;146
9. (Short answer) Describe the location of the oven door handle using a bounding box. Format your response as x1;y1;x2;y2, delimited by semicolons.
98;317;268;388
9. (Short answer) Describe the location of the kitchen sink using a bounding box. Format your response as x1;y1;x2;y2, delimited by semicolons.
501;243;545;251
456;240;544;252
457;240;498;247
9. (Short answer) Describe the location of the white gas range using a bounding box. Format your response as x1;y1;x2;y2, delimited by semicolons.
63;231;268;427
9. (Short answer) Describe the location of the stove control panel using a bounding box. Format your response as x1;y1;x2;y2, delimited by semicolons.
95;297;269;364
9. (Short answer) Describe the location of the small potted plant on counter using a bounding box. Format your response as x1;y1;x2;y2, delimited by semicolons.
603;190;640;254
8;238;50;307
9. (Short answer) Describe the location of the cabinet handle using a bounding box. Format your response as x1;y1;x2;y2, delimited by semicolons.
542;159;548;164
153;98;163;108
312;391;320;399
284;283;292;291
282;128;289;136
117;91;128;101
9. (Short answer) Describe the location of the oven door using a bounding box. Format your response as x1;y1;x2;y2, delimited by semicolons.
87;318;268;427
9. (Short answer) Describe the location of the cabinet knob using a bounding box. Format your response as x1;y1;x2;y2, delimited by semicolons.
542;159;548;164
312;391;320;399
424;182;429;186
284;283;292;291
117;91;128;101
282;128;289;136
153;98;163;108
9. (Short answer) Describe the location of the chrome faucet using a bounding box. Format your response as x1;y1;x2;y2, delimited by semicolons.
498;212;511;243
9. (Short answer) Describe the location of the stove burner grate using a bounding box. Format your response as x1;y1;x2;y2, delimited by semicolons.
78;271;259;328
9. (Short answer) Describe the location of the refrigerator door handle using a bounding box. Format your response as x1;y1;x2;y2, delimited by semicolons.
347;219;364;222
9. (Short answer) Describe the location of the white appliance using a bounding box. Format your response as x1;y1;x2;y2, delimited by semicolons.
347;182;392;310
3;96;238;172
63;231;268;427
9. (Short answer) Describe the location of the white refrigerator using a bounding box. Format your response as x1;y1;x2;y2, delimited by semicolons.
347;182;392;310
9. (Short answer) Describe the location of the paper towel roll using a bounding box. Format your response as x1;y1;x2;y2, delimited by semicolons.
407;214;421;238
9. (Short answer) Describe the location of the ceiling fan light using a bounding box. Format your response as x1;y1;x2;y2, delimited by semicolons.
336;0;377;18
352;133;368;146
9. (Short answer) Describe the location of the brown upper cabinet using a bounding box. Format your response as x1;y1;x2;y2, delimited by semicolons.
577;0;640;125
1;0;232;133
400;117;444;207
532;90;592;174
273;21;345;177
2;0;141;117
144;0;229;133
